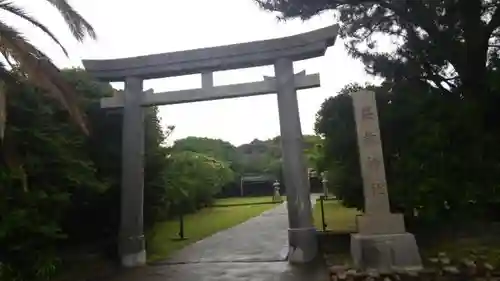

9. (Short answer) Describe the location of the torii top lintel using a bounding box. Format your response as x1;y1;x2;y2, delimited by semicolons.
82;24;339;81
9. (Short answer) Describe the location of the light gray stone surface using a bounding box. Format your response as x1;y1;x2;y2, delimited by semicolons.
122;250;146;268
350;90;421;270
100;72;320;108
351;90;391;215
275;58;317;263
356;213;406;235
350;233;423;272
82;25;339;80
119;77;146;267
288;227;318;263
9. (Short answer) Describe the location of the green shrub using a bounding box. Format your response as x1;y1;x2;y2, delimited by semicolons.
315;80;500;226
0;69;173;280
0;69;238;280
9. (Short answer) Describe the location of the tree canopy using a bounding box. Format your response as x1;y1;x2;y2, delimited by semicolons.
259;2;500;223
165;151;235;211
171;135;320;179
171;137;243;173
0;70;237;280
315;56;500;227
0;0;96;137
256;0;500;101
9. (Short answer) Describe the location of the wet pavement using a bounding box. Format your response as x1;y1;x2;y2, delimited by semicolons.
116;260;329;281
155;201;291;264
111;196;328;281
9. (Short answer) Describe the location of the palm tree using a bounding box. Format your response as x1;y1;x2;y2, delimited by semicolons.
0;0;96;138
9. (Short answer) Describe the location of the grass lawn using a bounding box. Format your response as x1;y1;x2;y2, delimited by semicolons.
146;203;279;262
312;200;360;232
214;196;284;206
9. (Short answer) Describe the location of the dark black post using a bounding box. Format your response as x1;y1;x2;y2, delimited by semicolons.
320;195;327;231
178;213;185;239
171;203;188;241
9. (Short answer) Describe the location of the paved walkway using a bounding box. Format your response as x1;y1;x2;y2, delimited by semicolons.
112;196;328;281
158;201;291;264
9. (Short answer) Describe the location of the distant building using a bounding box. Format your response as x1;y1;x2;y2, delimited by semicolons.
239;174;278;197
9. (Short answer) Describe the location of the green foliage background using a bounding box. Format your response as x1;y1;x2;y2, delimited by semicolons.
0;67;317;280
253;0;500;231
8;0;500;273
0;69;235;280
315;63;500;227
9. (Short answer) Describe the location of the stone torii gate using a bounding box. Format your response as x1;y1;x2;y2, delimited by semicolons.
82;24;339;267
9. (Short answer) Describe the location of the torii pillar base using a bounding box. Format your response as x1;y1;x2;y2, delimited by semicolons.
288;227;318;263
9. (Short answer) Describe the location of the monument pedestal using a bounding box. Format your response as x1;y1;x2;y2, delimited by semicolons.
350;233;422;272
350;214;422;271
288;227;318;263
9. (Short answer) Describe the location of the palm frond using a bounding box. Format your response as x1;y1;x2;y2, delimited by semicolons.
0;0;68;56
44;0;96;41
0;20;88;135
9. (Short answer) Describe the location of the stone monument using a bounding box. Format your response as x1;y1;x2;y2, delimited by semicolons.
82;24;340;267
350;90;422;271
272;180;281;202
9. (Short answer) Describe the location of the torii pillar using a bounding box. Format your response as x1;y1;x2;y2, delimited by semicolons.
274;58;317;263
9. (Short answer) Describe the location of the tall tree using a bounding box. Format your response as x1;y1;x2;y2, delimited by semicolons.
0;0;96;137
0;69;173;280
165;151;235;210
255;0;500;100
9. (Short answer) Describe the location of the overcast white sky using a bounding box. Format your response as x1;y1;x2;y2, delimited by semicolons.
7;0;378;146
